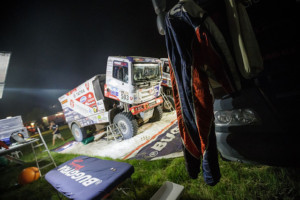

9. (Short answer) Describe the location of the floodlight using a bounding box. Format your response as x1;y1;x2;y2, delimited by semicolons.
0;83;4;99
0;52;12;99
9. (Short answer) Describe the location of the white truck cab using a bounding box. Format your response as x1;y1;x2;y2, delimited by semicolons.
59;56;163;141
105;56;162;105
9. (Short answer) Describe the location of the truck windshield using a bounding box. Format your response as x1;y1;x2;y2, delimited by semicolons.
133;63;160;82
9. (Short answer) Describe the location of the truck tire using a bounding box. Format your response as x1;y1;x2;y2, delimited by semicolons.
71;123;87;142
113;112;138;139
163;95;175;112
150;105;163;122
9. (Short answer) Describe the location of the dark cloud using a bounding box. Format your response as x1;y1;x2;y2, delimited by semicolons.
0;0;176;118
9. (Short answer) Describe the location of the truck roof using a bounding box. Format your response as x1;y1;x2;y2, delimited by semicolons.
108;56;160;63
160;58;168;62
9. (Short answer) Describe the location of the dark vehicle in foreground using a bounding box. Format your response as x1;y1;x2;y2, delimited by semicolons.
213;1;299;166
153;0;300;166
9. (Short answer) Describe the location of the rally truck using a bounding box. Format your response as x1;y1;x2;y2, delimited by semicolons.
160;58;175;112
58;56;163;142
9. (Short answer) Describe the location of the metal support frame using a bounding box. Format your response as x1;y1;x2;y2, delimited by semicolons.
31;127;57;177
161;91;175;112
105;123;123;142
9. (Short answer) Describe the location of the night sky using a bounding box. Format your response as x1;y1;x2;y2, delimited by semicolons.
0;0;176;119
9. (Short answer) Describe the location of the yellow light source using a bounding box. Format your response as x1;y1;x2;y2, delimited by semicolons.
55;112;63;116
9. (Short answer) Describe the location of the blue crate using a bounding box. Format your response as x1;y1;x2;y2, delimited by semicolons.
0;137;11;146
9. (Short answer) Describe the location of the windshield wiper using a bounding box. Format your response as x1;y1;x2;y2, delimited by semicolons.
135;78;149;82
135;75;160;82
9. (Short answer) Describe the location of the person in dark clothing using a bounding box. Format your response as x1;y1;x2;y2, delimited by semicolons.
50;121;64;146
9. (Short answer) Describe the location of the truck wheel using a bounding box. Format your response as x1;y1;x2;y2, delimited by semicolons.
163;95;175;112
71;124;87;142
150;105;163;122
113;112;138;139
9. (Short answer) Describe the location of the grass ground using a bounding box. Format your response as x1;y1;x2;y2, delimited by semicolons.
0;126;299;200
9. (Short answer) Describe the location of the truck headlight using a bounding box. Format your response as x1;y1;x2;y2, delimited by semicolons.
214;109;259;126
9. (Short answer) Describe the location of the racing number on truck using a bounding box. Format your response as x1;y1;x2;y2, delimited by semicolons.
121;91;129;101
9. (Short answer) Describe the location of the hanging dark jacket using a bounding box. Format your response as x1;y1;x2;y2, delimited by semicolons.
164;0;239;186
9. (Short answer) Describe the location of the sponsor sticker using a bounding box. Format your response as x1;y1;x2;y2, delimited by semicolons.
61;99;68;104
85;82;90;91
73;89;85;98
66;88;77;96
80;96;87;103
92;106;98;113
70;100;74;108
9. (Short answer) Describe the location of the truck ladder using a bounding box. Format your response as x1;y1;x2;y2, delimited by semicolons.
31;127;57;177
161;91;175;112
105;124;123;142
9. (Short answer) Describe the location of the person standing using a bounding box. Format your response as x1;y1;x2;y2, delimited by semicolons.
50;121;64;146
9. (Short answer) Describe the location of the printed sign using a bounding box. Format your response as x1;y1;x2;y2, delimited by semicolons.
73;88;86;99
61;99;68;104
120;91;129;101
52;141;78;152
76;92;97;110
70;100;74;108
132;121;182;160
85;82;89;91
66;88;77;96
80;96;87;103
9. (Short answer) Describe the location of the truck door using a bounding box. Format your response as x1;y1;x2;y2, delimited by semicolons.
106;59;132;103
162;61;171;87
